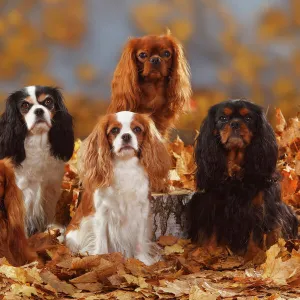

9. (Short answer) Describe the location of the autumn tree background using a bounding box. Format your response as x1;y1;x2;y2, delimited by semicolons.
0;0;299;140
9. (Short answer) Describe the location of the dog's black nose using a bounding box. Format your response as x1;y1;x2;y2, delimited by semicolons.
230;121;240;129
121;133;131;143
150;57;161;65
34;108;44;116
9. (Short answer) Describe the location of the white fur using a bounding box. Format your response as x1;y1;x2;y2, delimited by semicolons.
66;111;158;265
113;111;138;153
66;157;155;264
25;86;52;131
15;133;65;235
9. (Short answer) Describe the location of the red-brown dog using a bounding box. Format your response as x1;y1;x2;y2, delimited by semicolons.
0;159;37;266
108;33;192;137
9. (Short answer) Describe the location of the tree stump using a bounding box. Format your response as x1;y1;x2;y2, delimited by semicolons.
151;189;193;240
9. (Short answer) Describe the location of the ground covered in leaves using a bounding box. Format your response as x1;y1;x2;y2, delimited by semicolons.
0;111;299;300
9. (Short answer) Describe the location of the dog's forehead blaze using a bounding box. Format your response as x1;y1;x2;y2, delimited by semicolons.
24;96;35;104
223;107;233;116
239;108;250;116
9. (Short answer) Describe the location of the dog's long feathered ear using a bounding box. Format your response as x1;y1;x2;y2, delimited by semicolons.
166;35;192;116
79;116;113;191
0;92;27;165
195;106;227;191
140;116;172;192
49;88;74;162
3;159;37;266
108;38;140;113
244;111;278;180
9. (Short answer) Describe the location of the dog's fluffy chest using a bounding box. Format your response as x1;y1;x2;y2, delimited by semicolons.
94;157;149;215
15;133;63;184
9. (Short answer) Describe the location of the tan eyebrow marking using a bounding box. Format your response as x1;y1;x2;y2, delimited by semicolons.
38;94;51;102
239;108;250;116
223;107;233;116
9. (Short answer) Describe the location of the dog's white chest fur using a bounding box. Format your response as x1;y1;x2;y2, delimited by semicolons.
66;157;155;264
15;133;64;235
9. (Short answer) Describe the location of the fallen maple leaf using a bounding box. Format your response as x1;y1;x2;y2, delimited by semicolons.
262;241;300;285
164;243;184;255
158;235;178;246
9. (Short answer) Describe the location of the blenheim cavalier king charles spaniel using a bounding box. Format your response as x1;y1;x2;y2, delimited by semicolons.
0;86;74;236
0;159;37;266
66;111;171;265
108;33;192;136
189;99;298;255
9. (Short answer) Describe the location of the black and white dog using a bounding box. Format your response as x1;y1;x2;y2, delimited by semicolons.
0;86;74;235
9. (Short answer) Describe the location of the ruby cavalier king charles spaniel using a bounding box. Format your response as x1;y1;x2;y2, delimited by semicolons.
0;159;37;266
189;99;298;256
66;111;171;265
108;33;192;136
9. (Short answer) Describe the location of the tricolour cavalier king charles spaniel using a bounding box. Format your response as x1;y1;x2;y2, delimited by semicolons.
189;99;298;255
108;33;192;136
66;111;171;265
0;86;74;236
0;159;37;266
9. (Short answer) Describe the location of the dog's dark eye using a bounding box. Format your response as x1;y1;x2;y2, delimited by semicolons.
21;102;30;112
245;116;252;122
163;50;171;57
111;127;120;135
219;116;228;122
138;52;147;59
44;98;53;108
133;126;142;133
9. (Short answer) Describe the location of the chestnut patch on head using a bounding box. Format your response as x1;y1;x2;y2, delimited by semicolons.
223;107;233;116
132;114;146;146
106;116;122;147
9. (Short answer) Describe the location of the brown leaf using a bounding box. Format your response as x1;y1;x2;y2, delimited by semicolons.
157;235;178;247
39;269;76;295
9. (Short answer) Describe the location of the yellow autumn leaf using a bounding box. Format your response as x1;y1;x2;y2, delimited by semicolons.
123;274;149;289
164;243;184;255
11;284;38;297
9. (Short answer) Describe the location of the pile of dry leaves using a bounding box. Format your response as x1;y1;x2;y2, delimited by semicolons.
0;110;299;299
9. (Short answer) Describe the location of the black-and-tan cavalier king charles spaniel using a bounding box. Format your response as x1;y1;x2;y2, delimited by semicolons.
0;86;74;236
189;99;298;255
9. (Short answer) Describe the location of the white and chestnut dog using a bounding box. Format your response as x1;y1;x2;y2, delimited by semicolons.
0;86;74;236
66;111;171;265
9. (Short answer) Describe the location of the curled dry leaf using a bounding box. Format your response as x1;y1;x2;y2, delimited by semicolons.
262;242;300;286
275;108;287;134
158;235;178;246
168;136;196;190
